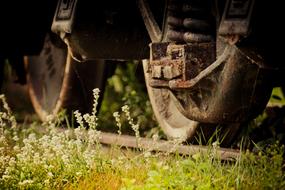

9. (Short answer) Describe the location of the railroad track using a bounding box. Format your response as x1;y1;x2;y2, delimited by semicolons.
98;132;241;161
3;79;241;161
35;124;241;161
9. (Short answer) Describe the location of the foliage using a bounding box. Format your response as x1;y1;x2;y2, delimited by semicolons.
0;92;285;189
120;142;285;190
0;92;103;189
98;62;160;137
269;87;285;107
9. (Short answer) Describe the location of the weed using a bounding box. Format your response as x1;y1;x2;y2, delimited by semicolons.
0;91;284;189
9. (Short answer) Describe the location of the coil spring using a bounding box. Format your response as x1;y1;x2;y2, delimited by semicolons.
166;0;215;43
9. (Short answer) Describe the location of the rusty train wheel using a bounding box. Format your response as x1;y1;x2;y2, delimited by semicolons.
25;34;108;121
143;59;241;144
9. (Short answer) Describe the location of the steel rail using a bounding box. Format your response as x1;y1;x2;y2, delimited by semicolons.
98;132;241;161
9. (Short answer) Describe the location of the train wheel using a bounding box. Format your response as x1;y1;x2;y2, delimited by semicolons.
143;59;242;145
25;33;108;121
139;1;272;145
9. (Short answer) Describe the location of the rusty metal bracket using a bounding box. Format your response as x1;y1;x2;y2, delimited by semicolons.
147;42;216;90
169;47;232;89
146;38;274;123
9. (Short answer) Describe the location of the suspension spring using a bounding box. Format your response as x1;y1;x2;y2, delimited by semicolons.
166;0;215;43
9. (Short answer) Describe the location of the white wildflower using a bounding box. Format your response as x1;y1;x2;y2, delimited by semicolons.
8;157;16;167
0;94;17;128
27;133;37;142
209;141;220;160
13;145;20;152
45;114;54;123
18;179;34;187
152;134;159;141
92;88;100;116
61;154;70;165
74;127;86;140
44;164;49;169
44;179;50;185
83;150;96;168
76;172;82;176
64;129;72;139
2;174;11;180
132;124;140;140
47;172;53;178
13;135;19;142
83;113;97;130
33;152;41;165
87;129;101;145
74;139;83;149
121;105;140;146
43;114;56;128
113;111;122;135
212;141;220;149
74;110;84;128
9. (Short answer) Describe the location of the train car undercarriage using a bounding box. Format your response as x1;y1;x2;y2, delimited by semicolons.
2;0;284;144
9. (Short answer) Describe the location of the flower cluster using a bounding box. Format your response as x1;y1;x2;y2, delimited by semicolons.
0;91;105;189
0;94;17;128
113;112;122;135
74;88;100;130
121;105;140;140
0;90;147;189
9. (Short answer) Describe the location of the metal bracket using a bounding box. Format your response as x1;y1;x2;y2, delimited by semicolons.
147;42;216;90
147;38;275;123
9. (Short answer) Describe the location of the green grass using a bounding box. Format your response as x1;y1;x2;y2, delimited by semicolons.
1;92;285;190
